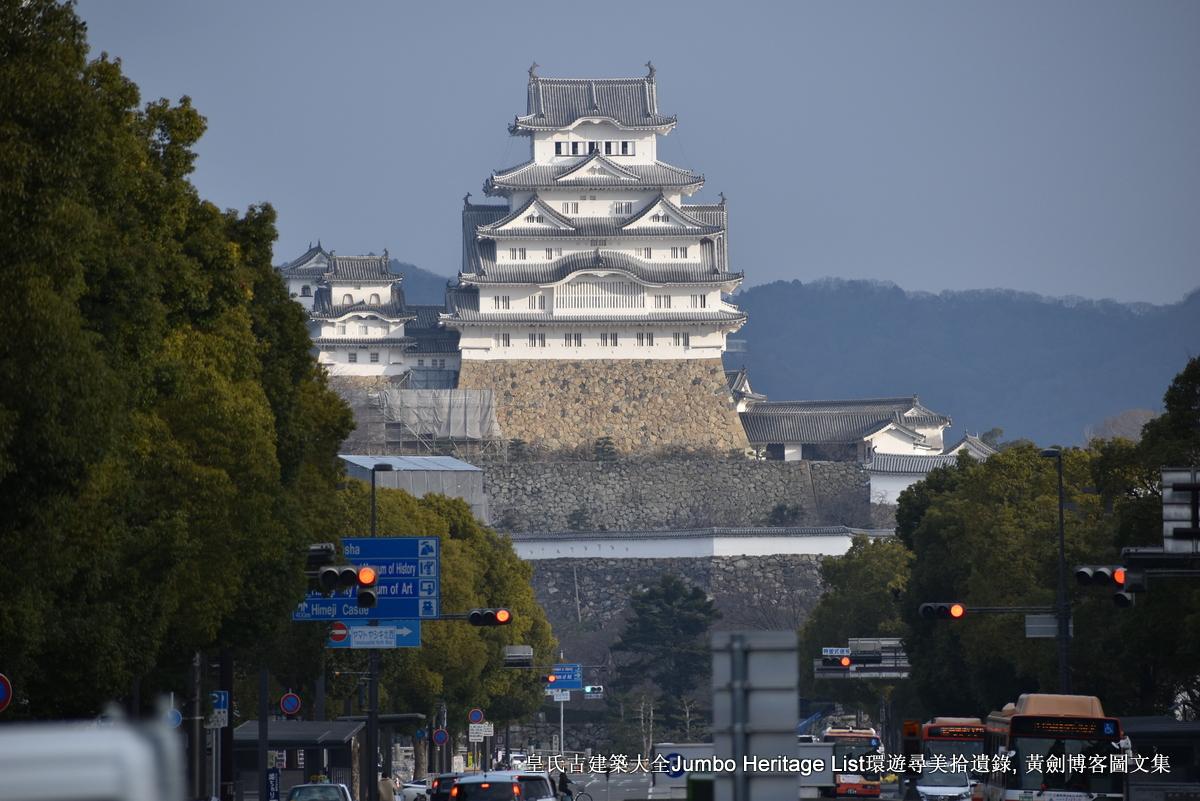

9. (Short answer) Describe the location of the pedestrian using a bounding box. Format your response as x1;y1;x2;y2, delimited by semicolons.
379;770;396;801
557;770;574;801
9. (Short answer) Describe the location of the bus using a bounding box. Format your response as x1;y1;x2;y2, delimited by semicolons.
981;694;1129;801
914;718;985;800
823;726;884;798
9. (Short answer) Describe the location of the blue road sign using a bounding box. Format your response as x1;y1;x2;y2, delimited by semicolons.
666;753;686;778
415;728;427;740
468;708;485;724
551;663;583;690
210;690;229;711
326;620;421;649
267;767;280;801
294;537;440;622
280;692;301;716
432;728;449;746
166;707;183;728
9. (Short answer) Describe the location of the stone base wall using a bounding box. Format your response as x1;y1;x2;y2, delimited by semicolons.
456;358;749;454
530;555;824;669
327;375;398;453
486;458;870;532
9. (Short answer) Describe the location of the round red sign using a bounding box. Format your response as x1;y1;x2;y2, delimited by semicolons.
330;622;349;643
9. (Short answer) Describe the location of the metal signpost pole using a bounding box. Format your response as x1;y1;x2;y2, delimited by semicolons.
1041;448;1072;693
367;462;392;801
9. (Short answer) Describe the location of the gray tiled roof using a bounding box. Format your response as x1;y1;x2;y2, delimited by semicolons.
460;249;741;286
485;156;703;194
462;203;509;275
514;76;676;132
945;434;999;459
442;307;746;326
312;337;413;347
406;304;450;330
866;453;964;475
740;411;919;445
508;526;893;541
326;254;392;282
278;244;331;276
750;396;951;428
406;332;460;354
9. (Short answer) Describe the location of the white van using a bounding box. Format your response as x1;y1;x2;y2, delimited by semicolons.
0;717;186;801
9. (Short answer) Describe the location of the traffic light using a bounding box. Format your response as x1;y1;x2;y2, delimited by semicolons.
919;602;966;620
540;674;558;684
584;685;604;695
1074;565;1125;586
355;565;378;608
468;608;513;626
821;656;852;668
1113;569;1146;608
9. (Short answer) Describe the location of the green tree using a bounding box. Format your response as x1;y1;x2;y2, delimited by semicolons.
610;574;720;741
799;536;914;712
0;0;352;717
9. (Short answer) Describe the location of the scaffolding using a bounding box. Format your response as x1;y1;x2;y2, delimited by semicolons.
377;389;505;458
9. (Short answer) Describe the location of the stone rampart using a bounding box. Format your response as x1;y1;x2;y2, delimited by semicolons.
456;358;749;454
486;458;869;531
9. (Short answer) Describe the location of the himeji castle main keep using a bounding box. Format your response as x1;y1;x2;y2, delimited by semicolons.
444;64;750;452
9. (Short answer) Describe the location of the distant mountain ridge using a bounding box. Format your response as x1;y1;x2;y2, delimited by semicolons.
730;278;1200;446
389;259;451;306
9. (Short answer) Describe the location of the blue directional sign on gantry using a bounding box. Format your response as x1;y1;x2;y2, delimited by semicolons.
292;537;440;621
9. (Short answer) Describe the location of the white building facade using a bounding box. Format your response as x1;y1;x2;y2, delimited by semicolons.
277;245;414;377
443;64;746;358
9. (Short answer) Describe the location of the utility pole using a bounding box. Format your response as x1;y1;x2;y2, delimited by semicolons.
1041;448;1072;693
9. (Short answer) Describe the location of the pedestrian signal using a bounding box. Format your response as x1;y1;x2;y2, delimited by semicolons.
919;602;966;620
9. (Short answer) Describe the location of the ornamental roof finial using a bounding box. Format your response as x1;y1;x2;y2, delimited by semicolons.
463;192;472;208
719;192;726;206
646;60;656;79
528;62;539;80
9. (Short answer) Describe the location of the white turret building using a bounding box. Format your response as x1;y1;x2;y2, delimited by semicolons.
277;244;415;377
442;63;746;359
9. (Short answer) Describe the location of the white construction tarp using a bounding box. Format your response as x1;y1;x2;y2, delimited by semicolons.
378;389;502;441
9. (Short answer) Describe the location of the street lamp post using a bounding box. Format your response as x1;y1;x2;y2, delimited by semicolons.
1039;448;1071;694
367;462;394;801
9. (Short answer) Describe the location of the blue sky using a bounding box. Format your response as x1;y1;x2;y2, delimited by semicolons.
76;1;1199;304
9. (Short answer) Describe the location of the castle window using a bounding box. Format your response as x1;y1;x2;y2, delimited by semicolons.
615;201;633;215
588;142;600;154
561;202;579;214
672;246;689;259
673;332;690;347
528;294;545;310
348;352;358;363
359;324;369;335
589;239;607;247
369;293;381;304
525;214;543;223
620;141;635;156
527;332;546;347
437;358;446;368
600;332;619;347
300;285;311;297
493;295;510;310
564;332;582;347
336;324;346;335
342;294;353;304
555;142;565;156
637;332;656;346
508;248;526;260
691;294;707;308
654;294;672;309
545;248;554;260
369;352;380;363
571;142;581;155
643;247;652;259
493;333;511;348
418;359;425;367
604;141;613;155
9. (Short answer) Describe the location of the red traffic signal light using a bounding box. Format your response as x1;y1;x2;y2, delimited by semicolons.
920;602;967;620
468;608;513;627
839;656;851;667
1074;565;1126;587
355;565;378;608
541;674;557;684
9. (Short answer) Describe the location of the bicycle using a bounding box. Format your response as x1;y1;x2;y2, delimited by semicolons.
573;793;593;801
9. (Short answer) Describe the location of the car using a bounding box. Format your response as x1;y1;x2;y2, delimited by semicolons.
449;770;557;801
400;779;430;801
285;783;354;801
428;772;463;801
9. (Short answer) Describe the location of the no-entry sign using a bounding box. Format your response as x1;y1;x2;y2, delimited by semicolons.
330;622;349;643
0;673;11;714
